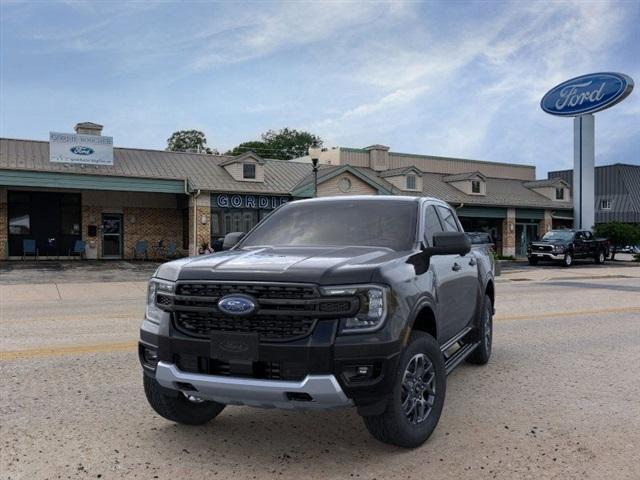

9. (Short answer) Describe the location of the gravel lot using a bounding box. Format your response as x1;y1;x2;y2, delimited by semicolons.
1;262;639;479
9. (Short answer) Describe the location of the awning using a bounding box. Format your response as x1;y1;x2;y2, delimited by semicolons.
0;169;186;194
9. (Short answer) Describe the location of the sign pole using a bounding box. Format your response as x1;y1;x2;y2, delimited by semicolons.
541;72;633;231
572;114;595;229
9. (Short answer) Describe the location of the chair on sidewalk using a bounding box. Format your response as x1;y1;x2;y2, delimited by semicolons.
68;240;86;260
165;240;178;259
22;239;39;261
133;240;149;260
152;239;166;259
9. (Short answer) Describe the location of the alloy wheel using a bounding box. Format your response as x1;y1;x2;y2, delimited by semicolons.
484;307;492;352
401;354;436;424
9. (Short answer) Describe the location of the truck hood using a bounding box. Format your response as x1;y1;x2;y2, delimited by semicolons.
530;240;569;247
154;246;407;285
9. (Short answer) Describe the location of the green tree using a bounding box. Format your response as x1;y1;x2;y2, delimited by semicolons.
594;222;640;260
226;128;322;160
167;130;217;154
225;141;269;157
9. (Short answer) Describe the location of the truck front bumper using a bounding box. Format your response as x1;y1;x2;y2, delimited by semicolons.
528;252;565;261
140;317;401;415
155;361;352;409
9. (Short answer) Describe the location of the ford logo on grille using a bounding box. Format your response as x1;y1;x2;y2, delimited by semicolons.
70;146;95;155
217;295;256;316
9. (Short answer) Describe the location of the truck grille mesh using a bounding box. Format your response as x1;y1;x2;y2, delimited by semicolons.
174;311;316;341
175;283;317;299
170;282;352;342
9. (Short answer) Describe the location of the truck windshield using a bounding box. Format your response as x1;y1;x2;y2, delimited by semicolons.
542;231;574;241
239;199;418;251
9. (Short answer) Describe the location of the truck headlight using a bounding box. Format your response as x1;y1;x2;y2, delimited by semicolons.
321;285;389;334
555;245;565;253
146;278;175;324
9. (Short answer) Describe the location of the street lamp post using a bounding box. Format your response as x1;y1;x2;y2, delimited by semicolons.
312;158;319;197
308;144;321;198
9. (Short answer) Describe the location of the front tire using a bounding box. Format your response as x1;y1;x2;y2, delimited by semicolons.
562;253;573;267
362;332;446;448
595;250;606;264
466;294;493;365
144;375;225;425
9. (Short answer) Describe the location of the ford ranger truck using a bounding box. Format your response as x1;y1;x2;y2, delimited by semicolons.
139;196;495;448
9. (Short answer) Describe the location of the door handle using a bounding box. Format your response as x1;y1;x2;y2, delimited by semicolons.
452;262;462;272
468;258;477;267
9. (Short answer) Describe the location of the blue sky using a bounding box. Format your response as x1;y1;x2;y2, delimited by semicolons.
1;0;638;176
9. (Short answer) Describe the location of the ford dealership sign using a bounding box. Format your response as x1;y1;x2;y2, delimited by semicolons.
541;72;634;116
50;132;114;165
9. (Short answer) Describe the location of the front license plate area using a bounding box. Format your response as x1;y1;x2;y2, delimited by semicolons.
210;332;259;361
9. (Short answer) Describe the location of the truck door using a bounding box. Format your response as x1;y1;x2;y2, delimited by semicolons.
574;231;587;258
424;204;479;342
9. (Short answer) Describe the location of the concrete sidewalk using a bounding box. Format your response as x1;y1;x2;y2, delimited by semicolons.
0;260;160;285
0;280;147;306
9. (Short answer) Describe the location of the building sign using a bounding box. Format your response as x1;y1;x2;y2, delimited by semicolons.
49;132;114;165
540;72;634;117
540;72;634;230
213;193;289;210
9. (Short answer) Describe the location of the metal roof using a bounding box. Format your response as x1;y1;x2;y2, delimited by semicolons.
523;178;567;188
549;164;640;222
400;172;573;209
0;136;573;210
443;171;486;182
0;137;310;194
378;166;423;178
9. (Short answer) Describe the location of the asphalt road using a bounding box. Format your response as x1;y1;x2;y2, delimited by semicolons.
1;266;639;479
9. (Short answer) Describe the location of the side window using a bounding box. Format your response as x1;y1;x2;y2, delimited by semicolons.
424;205;444;246
436;206;460;232
575;232;584;241
584;231;593;241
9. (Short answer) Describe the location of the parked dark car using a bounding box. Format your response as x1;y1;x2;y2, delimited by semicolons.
466;232;495;252
139;196;495;448
527;230;609;267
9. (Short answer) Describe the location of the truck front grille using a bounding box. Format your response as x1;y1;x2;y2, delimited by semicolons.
174;311;316;341
168;282;358;342
176;283;317;300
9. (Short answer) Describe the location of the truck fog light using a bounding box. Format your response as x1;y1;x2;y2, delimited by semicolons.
142;347;159;368
342;364;375;382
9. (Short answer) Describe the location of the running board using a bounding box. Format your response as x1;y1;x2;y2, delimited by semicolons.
444;341;480;375
440;326;473;352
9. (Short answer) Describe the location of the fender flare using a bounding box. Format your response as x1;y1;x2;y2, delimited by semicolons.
403;294;439;344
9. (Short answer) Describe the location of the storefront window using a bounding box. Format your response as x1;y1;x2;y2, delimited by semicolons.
9;209;30;234
8;192;30;234
210;194;290;248
7;191;81;257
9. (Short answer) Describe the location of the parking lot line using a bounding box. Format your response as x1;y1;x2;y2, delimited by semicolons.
2;306;639;361
495;306;640;321
0;341;138;361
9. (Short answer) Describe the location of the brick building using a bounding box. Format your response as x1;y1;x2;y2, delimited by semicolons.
0;123;574;260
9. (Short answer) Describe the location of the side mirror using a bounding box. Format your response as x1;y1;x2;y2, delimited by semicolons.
222;232;246;250
425;231;471;256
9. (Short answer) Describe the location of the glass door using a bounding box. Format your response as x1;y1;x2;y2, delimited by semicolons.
516;223;539;257
102;213;123;259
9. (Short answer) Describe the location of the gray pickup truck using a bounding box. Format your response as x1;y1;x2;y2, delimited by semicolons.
139;196;495;448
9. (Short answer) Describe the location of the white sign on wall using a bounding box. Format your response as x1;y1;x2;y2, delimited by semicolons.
49;132;114;165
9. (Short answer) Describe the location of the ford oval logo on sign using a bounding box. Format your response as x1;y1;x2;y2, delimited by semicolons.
541;72;634;116
70;145;95;155
217;295;256;316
